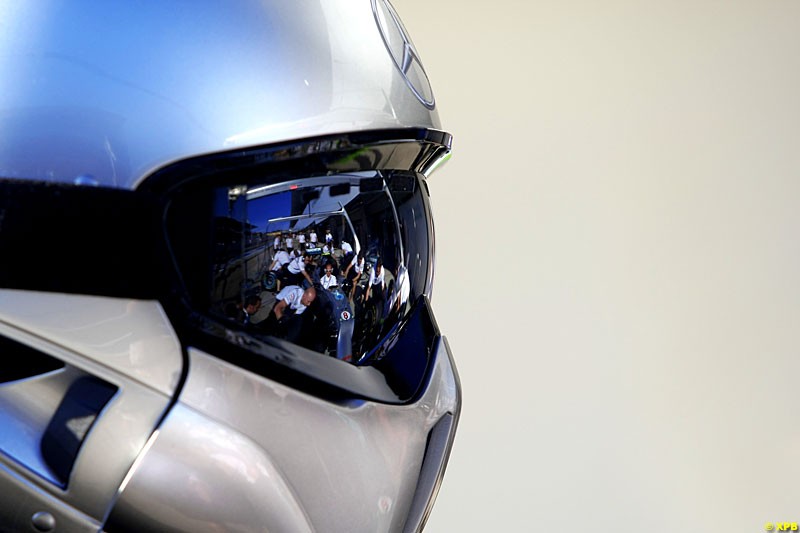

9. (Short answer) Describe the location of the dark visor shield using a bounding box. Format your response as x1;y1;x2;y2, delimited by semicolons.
199;172;430;364
153;129;450;403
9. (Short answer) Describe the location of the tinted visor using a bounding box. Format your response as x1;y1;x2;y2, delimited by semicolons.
202;171;431;363
155;129;450;403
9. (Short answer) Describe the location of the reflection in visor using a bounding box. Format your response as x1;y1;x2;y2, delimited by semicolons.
210;171;430;364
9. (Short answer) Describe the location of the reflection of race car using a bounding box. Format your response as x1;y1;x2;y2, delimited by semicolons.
304;244;323;256
306;285;355;361
259;263;354;360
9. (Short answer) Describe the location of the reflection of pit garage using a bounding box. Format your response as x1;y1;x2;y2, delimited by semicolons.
206;174;426;363
250;247;395;326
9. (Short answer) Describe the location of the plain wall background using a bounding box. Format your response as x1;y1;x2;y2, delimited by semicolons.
396;1;800;531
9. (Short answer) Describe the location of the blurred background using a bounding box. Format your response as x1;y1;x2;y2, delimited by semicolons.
397;1;800;531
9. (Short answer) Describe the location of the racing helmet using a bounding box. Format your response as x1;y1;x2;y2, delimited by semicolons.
0;1;460;532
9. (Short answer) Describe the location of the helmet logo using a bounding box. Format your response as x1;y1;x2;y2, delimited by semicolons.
372;0;435;110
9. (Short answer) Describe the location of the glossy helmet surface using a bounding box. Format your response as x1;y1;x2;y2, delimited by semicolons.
0;1;459;532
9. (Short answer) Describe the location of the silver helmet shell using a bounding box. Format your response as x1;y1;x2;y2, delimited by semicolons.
0;1;459;532
0;0;439;188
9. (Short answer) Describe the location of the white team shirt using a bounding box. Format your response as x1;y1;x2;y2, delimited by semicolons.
369;266;385;288
276;286;308;315
287;256;305;274
320;272;338;290
271;250;290;270
310;231;318;243
341;241;353;254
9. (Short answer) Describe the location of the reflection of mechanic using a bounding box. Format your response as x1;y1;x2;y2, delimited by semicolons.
344;252;365;299
284;252;313;286
325;228;333;245
320;263;338;290
310;230;318;245
340;240;355;272
268;248;292;291
264;286;316;343
343;252;363;280
270;248;290;271
226;294;262;326
272;286;315;319
242;295;263;325
366;259;385;319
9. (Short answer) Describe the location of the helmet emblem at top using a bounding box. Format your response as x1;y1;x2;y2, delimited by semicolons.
372;0;436;110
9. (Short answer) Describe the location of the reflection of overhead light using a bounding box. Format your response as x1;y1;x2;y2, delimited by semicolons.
246;185;270;197
229;185;247;201
423;151;451;177
66;415;95;439
74;174;100;187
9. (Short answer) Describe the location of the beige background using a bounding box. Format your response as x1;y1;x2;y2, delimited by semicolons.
397;1;800;531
